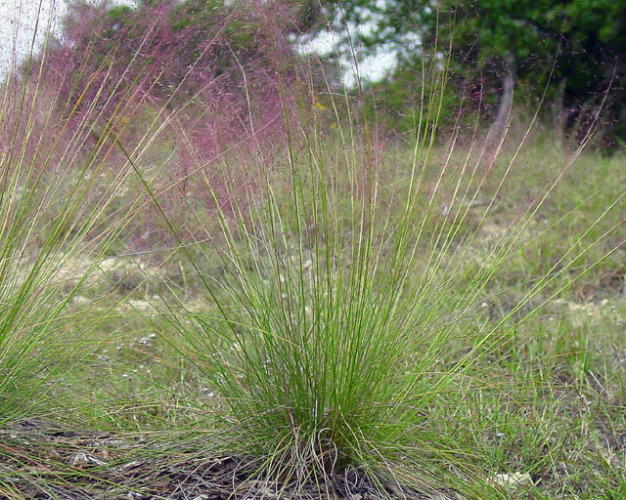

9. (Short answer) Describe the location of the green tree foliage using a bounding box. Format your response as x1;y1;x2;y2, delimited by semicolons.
315;0;625;145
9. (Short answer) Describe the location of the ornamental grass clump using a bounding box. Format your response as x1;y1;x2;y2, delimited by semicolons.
0;5;162;430
151;64;623;493
34;0;302;253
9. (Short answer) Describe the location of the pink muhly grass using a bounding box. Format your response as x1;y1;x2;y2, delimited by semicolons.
27;0;309;251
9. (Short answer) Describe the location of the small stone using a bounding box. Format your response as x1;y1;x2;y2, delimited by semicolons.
70;452;107;466
491;472;533;489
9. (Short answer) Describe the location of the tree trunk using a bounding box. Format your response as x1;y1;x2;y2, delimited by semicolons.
487;54;515;148
553;78;568;149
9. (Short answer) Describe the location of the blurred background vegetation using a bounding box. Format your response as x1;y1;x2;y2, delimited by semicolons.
310;0;625;146
38;0;626;150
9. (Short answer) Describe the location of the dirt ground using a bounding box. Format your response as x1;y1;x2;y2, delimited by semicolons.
0;419;439;500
